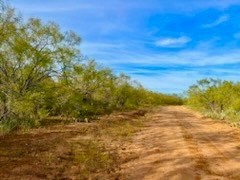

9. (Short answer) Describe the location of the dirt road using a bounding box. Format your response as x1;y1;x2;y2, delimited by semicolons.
1;106;240;179
120;106;240;179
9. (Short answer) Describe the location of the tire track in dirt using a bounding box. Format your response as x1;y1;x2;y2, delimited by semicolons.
119;106;240;180
177;119;211;178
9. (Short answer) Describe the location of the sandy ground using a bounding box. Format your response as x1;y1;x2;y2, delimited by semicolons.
1;106;240;179
119;106;240;180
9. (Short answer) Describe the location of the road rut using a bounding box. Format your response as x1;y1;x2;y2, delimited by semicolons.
120;106;240;180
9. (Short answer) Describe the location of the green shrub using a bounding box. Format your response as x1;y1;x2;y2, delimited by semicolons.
0;0;183;132
187;78;240;124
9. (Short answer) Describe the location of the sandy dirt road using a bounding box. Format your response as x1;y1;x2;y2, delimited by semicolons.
120;106;240;180
1;106;240;179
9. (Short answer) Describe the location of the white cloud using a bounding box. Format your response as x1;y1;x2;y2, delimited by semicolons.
82;40;240;67
11;0;240;14
203;15;229;28
9;0;240;93
155;36;191;48
131;71;201;93
72;39;240;93
130;68;240;93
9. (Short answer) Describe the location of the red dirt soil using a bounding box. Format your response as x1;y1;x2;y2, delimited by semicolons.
119;106;240;179
1;106;240;179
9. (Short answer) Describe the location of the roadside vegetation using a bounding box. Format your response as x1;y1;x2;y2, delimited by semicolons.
0;109;148;179
187;78;240;127
0;1;182;133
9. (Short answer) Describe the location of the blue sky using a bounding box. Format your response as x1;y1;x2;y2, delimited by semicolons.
10;0;240;93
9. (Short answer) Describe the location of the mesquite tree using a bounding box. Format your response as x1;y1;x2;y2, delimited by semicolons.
0;1;80;124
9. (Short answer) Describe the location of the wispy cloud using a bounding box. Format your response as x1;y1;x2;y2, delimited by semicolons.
203;15;229;28
11;0;240;14
82;39;240;67
130;67;240;93
155;36;191;48
10;0;240;93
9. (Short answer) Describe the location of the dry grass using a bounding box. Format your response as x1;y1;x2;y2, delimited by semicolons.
0;109;148;179
72;140;119;178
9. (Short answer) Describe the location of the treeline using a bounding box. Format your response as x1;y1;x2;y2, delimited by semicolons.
187;78;240;125
0;1;182;132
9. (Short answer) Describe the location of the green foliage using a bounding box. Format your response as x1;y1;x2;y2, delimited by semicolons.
187;78;240;125
74;140;117;175
0;1;182;132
